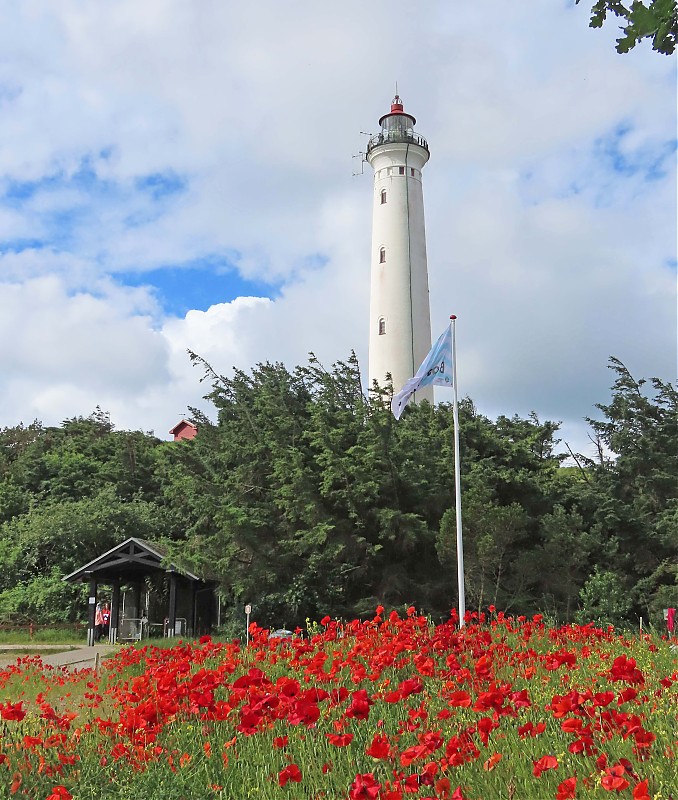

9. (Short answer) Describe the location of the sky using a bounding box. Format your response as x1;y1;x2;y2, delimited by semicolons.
0;1;675;457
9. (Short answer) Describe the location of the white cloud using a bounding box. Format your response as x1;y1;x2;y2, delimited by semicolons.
0;275;167;422
0;0;674;458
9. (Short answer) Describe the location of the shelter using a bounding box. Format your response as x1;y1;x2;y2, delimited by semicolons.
64;538;219;645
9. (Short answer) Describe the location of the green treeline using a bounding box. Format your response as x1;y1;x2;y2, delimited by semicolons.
0;356;675;631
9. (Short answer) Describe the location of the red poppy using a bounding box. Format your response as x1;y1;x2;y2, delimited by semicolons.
617;687;638;705
400;744;428;766
593;691;616;707
287;698;320;726
556;777;577;799
278;764;302;787
478;714;500;739
560;717;583;734
9;774;21;795
398;676;424;697
543;650;577;670
483;752;502;771
474;655;493;679
326;733;353;747
345;689;373;720
365;733;391;760
349;772;381;800
0;702;26;722
608;655;645;685
633;729;656;751
45;788;72;800
533;754;558;777
601;764;629;792
447;691;472;708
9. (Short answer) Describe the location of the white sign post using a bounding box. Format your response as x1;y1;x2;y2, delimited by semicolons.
245;604;252;646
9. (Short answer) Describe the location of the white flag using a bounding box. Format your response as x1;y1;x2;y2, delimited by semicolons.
391;325;453;419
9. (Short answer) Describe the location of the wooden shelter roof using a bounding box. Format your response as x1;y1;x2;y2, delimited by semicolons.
63;537;217;585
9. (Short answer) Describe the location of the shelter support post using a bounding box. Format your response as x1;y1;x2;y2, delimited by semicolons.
134;584;142;619
191;584;197;637
110;582;120;644
167;570;177;637
86;575;97;647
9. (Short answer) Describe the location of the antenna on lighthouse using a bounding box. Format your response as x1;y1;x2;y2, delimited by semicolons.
353;134;375;177
351;151;366;176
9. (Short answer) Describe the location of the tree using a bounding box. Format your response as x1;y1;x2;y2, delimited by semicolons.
0;410;162;506
0;568;87;625
438;490;528;614
164;355;343;624
0;486;170;622
0;354;672;629
534;504;606;621
169;353;461;624
577;0;677;54
576;567;633;626
584;358;678;622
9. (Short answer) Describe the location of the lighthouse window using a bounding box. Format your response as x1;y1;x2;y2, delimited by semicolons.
378;318;386;335
380;189;387;204
398;166;405;175
379;247;386;263
410;168;415;176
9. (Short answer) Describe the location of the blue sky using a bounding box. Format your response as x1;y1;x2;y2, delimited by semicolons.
119;262;279;317
0;1;674;453
594;123;676;182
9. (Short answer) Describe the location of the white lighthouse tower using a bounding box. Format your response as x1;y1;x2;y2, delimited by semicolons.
367;94;432;403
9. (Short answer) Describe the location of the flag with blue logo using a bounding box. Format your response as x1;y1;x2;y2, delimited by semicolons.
391;325;453;420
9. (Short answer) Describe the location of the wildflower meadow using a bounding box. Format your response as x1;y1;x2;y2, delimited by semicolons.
0;609;676;799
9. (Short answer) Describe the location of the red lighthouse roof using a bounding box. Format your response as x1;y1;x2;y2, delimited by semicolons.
379;94;416;127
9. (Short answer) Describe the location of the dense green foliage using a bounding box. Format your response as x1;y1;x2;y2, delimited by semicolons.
0;410;177;624
577;0;677;54
0;359;675;631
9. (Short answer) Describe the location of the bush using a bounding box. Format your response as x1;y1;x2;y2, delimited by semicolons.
576;567;632;627
0;568;88;624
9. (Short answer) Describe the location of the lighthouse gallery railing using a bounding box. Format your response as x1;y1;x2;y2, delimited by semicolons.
366;130;429;156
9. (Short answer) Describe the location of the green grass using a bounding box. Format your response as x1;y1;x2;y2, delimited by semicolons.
0;627;85;645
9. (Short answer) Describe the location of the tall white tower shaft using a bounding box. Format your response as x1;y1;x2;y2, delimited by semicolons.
367;95;432;403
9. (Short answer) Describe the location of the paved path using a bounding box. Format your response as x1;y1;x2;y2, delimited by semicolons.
0;644;116;671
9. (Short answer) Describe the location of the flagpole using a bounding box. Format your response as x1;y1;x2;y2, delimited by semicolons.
450;315;466;628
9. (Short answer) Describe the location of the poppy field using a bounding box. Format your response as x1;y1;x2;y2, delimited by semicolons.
0;609;676;799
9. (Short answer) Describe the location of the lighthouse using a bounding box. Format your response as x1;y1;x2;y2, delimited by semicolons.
367;95;433;403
